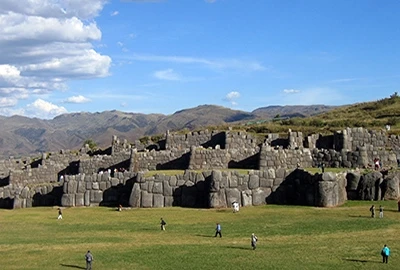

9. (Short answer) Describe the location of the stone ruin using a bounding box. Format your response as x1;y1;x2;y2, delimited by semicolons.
1;127;400;209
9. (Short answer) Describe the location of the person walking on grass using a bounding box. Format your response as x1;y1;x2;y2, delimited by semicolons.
379;205;384;218
57;208;63;220
215;223;222;238
370;205;375;218
85;250;94;270
160;218;166;231
251;233;258;250
381;244;390;263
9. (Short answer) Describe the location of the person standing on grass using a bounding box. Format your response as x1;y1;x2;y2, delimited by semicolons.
379;205;384;218
160;218;166;231
215;223;222;238
251;233;258;250
57;208;62;220
381;244;390;263
85;250;94;270
369;205;375;218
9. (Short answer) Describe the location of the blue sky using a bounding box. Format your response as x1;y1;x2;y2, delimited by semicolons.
1;0;400;118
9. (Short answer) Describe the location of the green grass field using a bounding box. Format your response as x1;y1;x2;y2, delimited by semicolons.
1;201;399;269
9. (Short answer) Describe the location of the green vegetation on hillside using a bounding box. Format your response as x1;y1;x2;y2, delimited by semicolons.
174;93;400;138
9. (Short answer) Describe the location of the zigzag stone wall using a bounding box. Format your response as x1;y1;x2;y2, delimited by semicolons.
0;127;400;209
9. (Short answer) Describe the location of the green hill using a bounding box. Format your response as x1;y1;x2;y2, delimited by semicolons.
235;93;400;136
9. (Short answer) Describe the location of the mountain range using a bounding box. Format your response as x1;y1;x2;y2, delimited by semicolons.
0;104;335;158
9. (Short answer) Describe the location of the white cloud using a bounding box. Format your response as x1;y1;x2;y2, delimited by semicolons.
64;95;91;104
131;54;266;72
26;99;68;119
224;91;240;105
111;11;119;16
0;0;107;20
282;88;344;105
0;0;111;118
205;0;217;3
0;97;18;107
153;69;182;81
283;89;300;94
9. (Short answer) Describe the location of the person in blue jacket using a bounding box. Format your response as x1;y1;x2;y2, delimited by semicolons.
214;223;222;237
381;244;390;263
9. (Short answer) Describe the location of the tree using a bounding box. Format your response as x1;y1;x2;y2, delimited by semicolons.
83;139;97;151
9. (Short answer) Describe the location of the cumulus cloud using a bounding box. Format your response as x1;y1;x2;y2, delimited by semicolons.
283;89;300;94
153;69;182;81
111;11;119;16
63;95;91;104
26;99;68;119
0;0;111;118
224;91;240;105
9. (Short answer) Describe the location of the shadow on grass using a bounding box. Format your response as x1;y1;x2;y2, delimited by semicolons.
60;264;86;269
348;215;373;219
342;258;381;264
386;209;400;213
225;246;251;250
195;234;216;238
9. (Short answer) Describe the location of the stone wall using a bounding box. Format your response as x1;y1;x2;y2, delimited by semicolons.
111;135;132;154
334;127;388;151
259;146;313;170
288;130;304;149
312;147;397;168
188;148;230;170
165;130;225;150
130;149;190;172
79;152;131;174
3;168;400;209
61;171;136;207
128;169;347;208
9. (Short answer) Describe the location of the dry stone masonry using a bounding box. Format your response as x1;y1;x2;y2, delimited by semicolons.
0;127;400;209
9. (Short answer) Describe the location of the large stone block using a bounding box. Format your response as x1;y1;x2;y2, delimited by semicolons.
346;172;361;191
77;181;86;193
248;175;260;189
75;193;84;206
209;190;227;208
67;180;77;194
152;182;163;194
91;190;103;204
381;173;400;200
164;196;174;207
252;188;271;206
84;191;90;206
225;188;241;205
169;176;177;187
61;194;75;207
129;183;141;207
260;179;274;188
316;180;338;207
141;191;153;208
92;182;100;190
163;181;173;196
241;190;252;206
276;168;286;178
21;186;29;198
153;194;164;208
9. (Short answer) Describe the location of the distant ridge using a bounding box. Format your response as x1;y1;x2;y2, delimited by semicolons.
0;104;337;158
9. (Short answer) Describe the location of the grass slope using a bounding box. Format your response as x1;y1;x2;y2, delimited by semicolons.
1;201;399;269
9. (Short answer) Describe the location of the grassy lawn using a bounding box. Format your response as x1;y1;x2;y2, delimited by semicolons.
1;201;400;269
